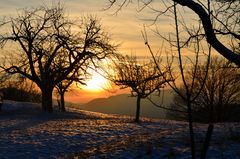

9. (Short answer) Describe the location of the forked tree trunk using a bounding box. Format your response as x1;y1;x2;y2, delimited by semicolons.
41;88;53;113
135;96;141;123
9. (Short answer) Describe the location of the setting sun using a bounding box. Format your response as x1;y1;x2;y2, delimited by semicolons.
83;72;109;92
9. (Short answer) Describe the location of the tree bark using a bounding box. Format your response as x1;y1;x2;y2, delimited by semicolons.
135;96;141;123
41;88;53;113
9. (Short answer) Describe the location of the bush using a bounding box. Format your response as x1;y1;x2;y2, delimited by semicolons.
1;86;41;103
0;79;42;103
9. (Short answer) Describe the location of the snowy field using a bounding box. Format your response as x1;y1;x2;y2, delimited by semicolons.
0;100;240;159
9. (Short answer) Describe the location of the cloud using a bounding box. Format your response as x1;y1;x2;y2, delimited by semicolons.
0;0;170;56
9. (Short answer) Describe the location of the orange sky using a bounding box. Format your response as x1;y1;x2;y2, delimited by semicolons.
0;0;213;103
0;0;165;103
64;87;129;104
0;0;173;55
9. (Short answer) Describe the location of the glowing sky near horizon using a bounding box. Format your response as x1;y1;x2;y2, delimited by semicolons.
0;0;169;103
0;0;197;103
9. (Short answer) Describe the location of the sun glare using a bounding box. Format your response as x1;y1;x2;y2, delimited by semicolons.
84;72;108;92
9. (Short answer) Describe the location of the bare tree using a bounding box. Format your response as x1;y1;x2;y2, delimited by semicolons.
53;49;90;112
106;1;239;158
0;5;116;112
140;2;212;158
107;55;170;122
198;59;240;122
151;8;211;159
185;57;240;122
55;67;89;112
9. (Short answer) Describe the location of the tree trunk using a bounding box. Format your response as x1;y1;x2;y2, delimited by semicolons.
60;92;66;112
42;88;53;113
0;92;3;112
200;124;214;159
200;103;214;159
135;96;141;123
187;101;196;159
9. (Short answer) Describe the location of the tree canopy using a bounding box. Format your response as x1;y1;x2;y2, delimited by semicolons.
0;5;116;112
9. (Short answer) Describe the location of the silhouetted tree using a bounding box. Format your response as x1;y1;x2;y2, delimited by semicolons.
0;5;116;112
53;49;90;112
195;58;240;122
107;0;239;158
55;68;88;112
107;55;170;122
55;80;74;112
171;57;240;122
143;3;211;157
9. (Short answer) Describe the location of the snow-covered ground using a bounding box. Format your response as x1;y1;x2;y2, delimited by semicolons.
0;100;240;159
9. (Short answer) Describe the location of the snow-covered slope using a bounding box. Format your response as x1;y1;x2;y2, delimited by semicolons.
0;100;240;159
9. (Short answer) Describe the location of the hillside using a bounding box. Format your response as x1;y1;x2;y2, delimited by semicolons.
0;101;240;159
0;100;240;159
79;89;174;119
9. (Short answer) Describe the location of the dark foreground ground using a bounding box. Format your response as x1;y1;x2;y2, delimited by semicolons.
0;100;240;159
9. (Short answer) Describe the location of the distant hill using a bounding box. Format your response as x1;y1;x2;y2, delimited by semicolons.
78;89;174;119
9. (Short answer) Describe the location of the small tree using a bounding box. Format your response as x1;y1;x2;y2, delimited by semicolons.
141;3;211;158
55;80;74;112
108;55;170;122
55;68;88;112
53;50;90;112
